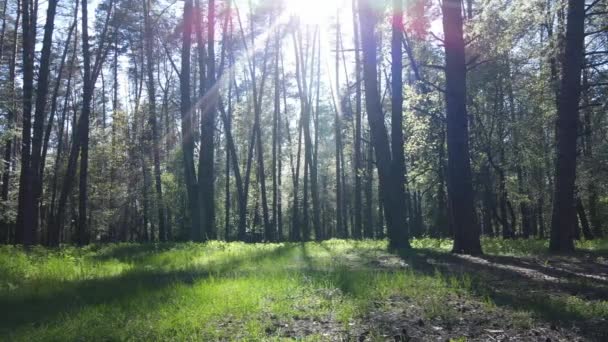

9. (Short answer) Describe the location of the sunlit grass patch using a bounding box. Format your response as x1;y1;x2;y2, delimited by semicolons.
1;238;606;340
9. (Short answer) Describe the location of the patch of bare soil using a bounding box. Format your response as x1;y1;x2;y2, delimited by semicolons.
358;294;584;341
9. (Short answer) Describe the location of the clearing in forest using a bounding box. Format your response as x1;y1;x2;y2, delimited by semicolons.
1;239;607;341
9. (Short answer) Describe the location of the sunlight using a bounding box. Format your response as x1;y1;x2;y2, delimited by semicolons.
284;0;348;25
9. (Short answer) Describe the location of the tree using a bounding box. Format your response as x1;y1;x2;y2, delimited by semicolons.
441;0;481;254
15;0;35;245
358;0;410;249
549;0;586;253
143;0;167;241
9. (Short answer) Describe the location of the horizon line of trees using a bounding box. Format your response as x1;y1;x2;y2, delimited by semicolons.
0;0;606;254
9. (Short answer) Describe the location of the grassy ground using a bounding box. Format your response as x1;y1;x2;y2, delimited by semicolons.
1;238;607;341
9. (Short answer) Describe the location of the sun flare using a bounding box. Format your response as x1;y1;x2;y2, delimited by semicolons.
284;0;349;25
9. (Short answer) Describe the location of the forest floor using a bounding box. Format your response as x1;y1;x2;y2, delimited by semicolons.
1;238;607;341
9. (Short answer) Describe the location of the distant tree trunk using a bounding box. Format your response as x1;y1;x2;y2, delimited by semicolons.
481;176;494;237
435;127;448;237
506;58;532;239
78;0;94;246
224;38;234;240
1;0;19;243
198;0;217;240
253;46;271;242
48;32;77;246
359;0;409;249
41;9;77;187
272;33;279;242
181;0;201;241
576;196;593;240
391;0;410;242
352;0;363;239
549;0;585;253
291;104;303;241
364;139;374;238
441;0;481;254
143;0;167;241
309;31;321;241
141;154;151;241
334;13;345;238
538;197;545;238
581;72;602;238
15;0;36;245
0;0;7;62
30;0;62;242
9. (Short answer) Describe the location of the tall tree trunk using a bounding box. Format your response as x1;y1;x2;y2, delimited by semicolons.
352;0;363;239
359;0;409;249
441;0;481;254
1;0;19;243
41;8;77;188
198;0;217;240
28;0;60;243
77;0;94;246
334;13;345;238
549;0;585;253
16;0;36;245
48;31;77;246
143;0;167;241
391;0;409;242
253;45;271;242
181;0;201;241
272;21;281;241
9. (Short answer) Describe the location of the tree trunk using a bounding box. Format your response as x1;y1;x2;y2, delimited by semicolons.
391;0;409;243
549;0;585;253
575;196;593;240
198;0;217;241
359;0;410;249
352;0;363;239
15;0;36;245
441;0;481;254
1;0;19;243
180;0;201;241
143;0;167;241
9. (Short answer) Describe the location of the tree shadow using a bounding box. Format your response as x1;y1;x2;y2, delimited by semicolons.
0;243;297;335
394;248;608;341
88;242;183;262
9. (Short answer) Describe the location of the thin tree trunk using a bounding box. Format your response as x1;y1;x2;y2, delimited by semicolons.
576;196;593;240
16;0;36;245
1;0;19;243
143;0;167;241
352;0;363;239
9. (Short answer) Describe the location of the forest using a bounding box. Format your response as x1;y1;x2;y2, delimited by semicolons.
1;0;608;340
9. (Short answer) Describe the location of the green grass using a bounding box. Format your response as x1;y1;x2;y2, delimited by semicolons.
411;236;608;256
1;238;607;341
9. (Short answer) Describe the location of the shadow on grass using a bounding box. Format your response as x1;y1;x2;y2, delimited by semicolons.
393;248;608;341
88;242;183;262
0;243;297;335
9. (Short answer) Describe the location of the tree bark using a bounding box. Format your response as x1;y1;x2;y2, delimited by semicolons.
352;0;363;239
359;0;410;249
143;0;167;241
180;0;201;241
391;0;410;243
15;0;36;245
549;0;585;253
441;0;481;254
